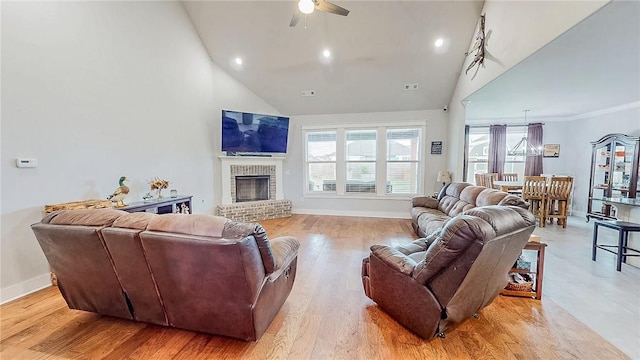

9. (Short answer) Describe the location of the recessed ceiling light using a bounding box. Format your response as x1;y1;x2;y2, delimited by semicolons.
434;38;444;47
235;57;243;65
322;49;331;58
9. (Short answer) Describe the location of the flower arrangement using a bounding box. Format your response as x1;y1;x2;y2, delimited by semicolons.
149;177;170;199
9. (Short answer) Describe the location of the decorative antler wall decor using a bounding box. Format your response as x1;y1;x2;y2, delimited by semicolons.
465;14;486;75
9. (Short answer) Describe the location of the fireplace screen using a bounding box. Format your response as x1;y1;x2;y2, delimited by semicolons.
235;176;270;202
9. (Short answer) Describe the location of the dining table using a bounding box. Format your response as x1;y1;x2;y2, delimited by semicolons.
493;180;523;192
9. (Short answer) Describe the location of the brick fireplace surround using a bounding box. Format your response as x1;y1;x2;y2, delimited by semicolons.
216;156;292;222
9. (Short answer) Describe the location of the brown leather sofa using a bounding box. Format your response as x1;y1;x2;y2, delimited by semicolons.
362;205;535;339
411;182;528;237
31;209;299;341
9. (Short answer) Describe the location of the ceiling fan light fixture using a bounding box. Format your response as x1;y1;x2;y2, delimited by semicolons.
298;0;315;15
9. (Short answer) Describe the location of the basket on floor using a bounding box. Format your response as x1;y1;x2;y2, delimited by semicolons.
505;273;534;292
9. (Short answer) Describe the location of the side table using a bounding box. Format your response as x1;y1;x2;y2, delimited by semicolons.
500;241;547;300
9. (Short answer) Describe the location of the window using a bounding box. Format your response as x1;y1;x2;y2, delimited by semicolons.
346;130;377;193
306;131;336;192
466;128;489;182
387;129;420;194
504;129;527;176
465;126;527;183
304;124;424;197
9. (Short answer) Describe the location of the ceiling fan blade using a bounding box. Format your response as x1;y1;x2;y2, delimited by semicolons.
290;11;301;27
315;0;349;16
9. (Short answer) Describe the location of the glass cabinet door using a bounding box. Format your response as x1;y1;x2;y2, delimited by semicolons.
591;142;611;216
636;152;640;195
610;142;633;197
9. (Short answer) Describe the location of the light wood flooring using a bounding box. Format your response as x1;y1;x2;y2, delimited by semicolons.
1;214;636;359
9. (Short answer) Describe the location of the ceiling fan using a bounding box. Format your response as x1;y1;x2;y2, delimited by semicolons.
290;0;350;27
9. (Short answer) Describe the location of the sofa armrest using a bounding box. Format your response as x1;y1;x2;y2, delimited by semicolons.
267;236;299;280
411;196;439;209
370;244;418;276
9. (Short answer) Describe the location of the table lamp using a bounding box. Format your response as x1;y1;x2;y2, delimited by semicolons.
437;170;452;188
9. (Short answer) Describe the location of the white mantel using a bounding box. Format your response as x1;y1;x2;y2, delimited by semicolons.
219;156;285;205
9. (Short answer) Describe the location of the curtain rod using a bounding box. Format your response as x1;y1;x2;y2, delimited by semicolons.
467;123;545;129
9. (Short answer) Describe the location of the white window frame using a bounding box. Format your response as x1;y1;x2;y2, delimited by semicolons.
303;122;426;199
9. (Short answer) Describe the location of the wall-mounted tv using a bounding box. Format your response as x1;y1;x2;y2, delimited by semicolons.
222;110;290;154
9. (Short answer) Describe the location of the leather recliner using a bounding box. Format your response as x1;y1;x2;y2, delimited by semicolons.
362;205;535;339
31;209;299;341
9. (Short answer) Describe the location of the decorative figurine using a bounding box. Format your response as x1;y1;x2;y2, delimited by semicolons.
181;203;190;214
107;176;130;207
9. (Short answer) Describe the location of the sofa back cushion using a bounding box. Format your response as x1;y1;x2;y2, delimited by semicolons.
146;213;229;237
31;209;133;320
139;230;267;340
102;212;168;325
438;183;527;217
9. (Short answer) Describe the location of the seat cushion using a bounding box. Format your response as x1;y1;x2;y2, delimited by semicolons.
416;209;451;237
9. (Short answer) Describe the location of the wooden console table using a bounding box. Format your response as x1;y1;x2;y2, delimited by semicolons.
119;195;192;214
501;241;547;300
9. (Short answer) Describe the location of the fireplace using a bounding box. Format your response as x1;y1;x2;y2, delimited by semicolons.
219;156;284;205
218;156;291;221
235;175;270;202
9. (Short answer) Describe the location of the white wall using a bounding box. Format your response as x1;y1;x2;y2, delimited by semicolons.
447;0;609;177
284;110;449;218
0;1;277;303
543;103;640;217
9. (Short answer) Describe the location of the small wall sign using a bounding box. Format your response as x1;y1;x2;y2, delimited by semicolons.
543;144;560;158
431;141;443;155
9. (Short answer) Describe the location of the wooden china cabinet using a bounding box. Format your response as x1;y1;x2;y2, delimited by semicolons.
587;133;640;221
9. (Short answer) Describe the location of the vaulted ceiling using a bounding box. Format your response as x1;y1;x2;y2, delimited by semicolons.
183;1;639;121
464;0;640;122
183;0;484;115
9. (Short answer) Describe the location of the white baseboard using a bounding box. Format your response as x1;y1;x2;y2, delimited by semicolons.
292;208;411;219
570;210;587;219
1;273;52;305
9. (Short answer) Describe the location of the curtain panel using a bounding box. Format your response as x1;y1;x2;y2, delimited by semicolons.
524;123;544;176
488;125;506;177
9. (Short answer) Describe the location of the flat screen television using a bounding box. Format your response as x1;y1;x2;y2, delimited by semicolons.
221;110;290;154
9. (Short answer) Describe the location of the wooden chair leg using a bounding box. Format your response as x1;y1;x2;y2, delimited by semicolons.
560;202;567;228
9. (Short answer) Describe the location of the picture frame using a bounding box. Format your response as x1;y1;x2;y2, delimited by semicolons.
543;144;560;158
431;141;443;155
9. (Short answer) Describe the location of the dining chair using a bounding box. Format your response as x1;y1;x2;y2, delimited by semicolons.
522;176;548;227
546;176;573;228
484;173;499;189
475;173;486;187
502;173;518;181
